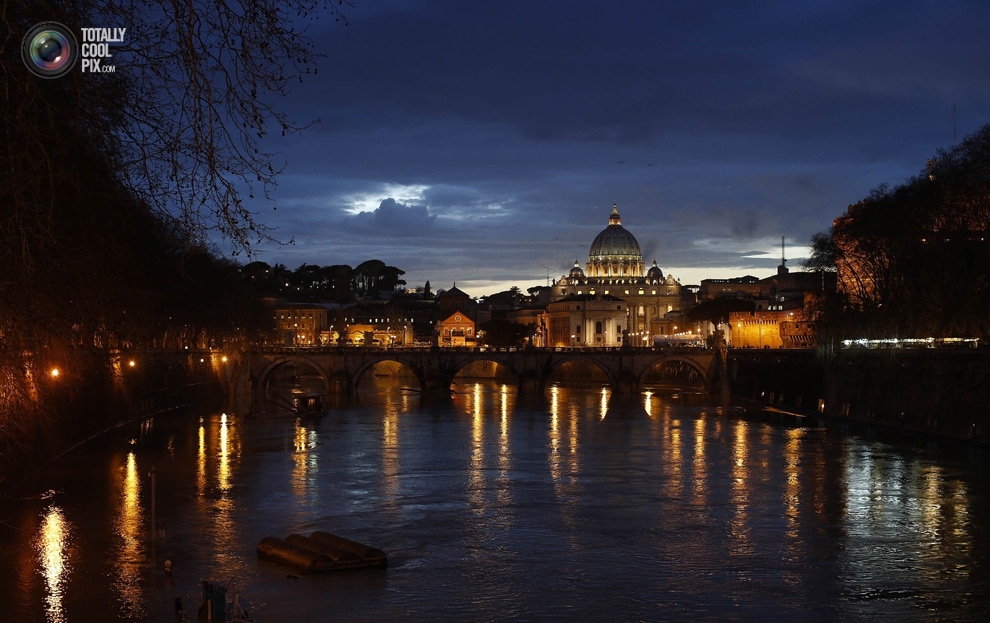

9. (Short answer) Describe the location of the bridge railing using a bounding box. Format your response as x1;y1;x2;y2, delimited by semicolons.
248;345;714;355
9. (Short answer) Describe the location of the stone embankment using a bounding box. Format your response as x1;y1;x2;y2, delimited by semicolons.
1;350;228;500
728;348;989;444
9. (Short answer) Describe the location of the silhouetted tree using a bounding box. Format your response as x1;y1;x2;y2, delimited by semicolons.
823;125;990;338
1;0;349;470
479;319;533;348
2;0;351;260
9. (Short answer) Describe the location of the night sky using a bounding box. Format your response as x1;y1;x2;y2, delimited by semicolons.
244;0;989;296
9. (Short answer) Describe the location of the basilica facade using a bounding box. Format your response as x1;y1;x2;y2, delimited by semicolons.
547;204;696;347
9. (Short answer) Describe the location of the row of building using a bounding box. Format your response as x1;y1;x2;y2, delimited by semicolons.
272;204;836;349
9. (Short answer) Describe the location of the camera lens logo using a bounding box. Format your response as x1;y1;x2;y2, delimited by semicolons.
22;22;78;78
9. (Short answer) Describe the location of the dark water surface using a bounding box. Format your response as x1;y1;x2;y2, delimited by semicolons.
2;381;988;622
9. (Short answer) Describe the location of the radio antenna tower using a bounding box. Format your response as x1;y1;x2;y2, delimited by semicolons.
781;236;786;268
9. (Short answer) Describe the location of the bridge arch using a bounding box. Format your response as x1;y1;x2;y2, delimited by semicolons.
450;357;520;389
350;357;423;393
637;355;712;393
546;355;617;391
254;355;332;413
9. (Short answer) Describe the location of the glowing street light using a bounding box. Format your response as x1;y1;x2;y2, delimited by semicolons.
50;368;60;378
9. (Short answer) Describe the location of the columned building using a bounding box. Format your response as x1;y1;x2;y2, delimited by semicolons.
545;294;626;348
552;204;696;342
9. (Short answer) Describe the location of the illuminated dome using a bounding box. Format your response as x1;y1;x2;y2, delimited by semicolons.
586;204;645;278
568;260;586;280
646;260;664;282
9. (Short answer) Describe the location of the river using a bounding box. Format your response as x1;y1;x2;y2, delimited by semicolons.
1;379;988;622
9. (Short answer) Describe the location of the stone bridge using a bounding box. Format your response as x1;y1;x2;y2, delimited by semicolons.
230;346;725;414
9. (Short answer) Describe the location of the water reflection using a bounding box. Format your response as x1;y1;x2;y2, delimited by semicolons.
453;382;516;526
839;444;980;610
292;423;319;507
783;428;802;539
197;418;207;498
194;412;246;573
4;386;990;621
729;420;752;556
112;451;145;620
692;416;708;506
36;506;70;623
211;413;242;571
218;412;233;492
468;382;485;517
497;384;512;511
546;385;581;501
666;405;684;498
381;398;400;505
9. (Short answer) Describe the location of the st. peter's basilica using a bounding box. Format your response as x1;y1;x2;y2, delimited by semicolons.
546;204;696;347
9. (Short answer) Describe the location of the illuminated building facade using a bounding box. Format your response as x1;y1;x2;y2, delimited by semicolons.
552;204;696;341
437;311;476;347
273;303;328;345
545;294;627;347
729;302;820;349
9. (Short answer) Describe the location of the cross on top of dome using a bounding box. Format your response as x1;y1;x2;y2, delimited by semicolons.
608;203;621;226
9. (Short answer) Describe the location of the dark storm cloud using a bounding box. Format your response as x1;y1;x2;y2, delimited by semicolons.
344;198;437;234
729;209;760;240
244;0;990;293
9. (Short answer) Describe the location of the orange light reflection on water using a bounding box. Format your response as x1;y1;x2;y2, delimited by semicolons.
692;416;708;506
36;505;71;623
497;384;513;511
112;451;145;621
468;383;486;516
382;401;400;504
212;413;242;571
293;423;320;507
729;421;753;556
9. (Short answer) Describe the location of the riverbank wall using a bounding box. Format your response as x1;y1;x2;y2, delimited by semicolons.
0;349;229;499
728;348;990;444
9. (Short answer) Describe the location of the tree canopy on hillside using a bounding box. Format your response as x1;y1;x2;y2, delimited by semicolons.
0;0;348;467
808;124;990;338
